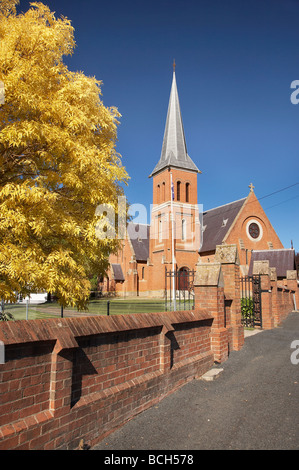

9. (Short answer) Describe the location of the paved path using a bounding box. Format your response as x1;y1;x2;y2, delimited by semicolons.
93;312;299;450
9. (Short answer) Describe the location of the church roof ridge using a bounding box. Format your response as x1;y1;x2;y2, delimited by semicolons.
204;197;247;213
252;248;294;252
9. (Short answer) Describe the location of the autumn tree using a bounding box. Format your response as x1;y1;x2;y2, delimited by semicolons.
0;0;129;309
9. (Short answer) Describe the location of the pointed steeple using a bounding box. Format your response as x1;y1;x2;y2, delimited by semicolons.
150;67;200;177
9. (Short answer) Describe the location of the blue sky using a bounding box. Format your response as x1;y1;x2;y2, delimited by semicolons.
19;0;299;251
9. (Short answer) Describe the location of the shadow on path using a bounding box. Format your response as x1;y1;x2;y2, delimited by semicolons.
93;312;299;450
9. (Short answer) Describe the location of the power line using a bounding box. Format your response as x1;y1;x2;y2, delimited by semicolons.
202;182;299;221
129;182;299;237
265;193;299;211
258;182;299;202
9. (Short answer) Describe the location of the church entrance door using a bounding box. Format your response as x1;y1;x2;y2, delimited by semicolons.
178;267;189;291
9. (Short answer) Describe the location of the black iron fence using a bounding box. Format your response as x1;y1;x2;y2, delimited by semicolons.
165;267;195;311
0;298;171;321
240;275;262;328
0;270;197;321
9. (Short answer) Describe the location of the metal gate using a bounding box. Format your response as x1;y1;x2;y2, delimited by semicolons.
240;275;262;327
165;267;195;311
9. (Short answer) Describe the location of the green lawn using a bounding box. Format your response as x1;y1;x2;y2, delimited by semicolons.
1;303;59;321
1;297;194;321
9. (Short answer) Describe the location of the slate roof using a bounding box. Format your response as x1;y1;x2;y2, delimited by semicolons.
111;263;125;282
199;198;246;253
149;71;200;177
127;223;150;262
248;249;296;278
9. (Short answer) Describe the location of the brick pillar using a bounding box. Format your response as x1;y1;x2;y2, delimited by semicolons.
270;267;279;326
50;332;79;415
253;260;274;329
194;263;228;363
159;324;173;372
215;244;244;351
286;270;299;311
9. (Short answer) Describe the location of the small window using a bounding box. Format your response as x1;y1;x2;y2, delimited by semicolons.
248;222;260;239
157;184;160;204
246;219;263;241
186;183;190;203
162;182;165;201
142;267;145;279
177;181;181;201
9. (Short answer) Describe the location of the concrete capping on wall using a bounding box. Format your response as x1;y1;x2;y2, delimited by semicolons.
215;244;240;265
194;262;224;288
0;310;213;348
253;260;270;275
287;270;297;280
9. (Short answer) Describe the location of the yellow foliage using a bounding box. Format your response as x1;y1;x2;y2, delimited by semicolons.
0;0;129;308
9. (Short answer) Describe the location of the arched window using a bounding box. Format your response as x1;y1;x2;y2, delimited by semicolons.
182;218;186;241
177;181;181;201
157;184;160;204
162;182;165;201
186;183;190;203
142;267;145;280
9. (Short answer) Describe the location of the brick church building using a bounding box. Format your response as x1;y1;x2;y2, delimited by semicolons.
104;67;296;297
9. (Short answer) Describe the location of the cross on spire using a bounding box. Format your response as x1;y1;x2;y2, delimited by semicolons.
249;182;255;192
173;59;176;71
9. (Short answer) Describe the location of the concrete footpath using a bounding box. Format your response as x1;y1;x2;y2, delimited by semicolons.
93;312;299;451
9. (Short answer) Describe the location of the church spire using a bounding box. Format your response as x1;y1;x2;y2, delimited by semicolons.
149;65;200;177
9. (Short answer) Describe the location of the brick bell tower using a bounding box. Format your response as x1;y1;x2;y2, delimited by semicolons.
148;63;202;293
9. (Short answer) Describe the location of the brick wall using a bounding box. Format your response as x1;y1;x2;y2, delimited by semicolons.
1;251;296;450
253;262;298;328
274;284;296;325
0;310;214;450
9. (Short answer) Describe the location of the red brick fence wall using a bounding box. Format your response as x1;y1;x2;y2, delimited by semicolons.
0;310;214;450
0;244;297;450
251;260;299;329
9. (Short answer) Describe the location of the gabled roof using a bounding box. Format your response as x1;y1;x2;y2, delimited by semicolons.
127;223;150;261
199;198;246;253
149;70;200;177
248;249;296;278
111;263;125;281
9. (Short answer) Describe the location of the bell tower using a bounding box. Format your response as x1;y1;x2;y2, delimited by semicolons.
148;64;201;292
